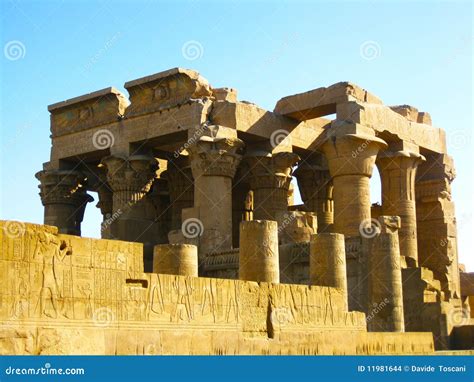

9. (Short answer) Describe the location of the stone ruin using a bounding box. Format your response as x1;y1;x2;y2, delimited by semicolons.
1;67;473;354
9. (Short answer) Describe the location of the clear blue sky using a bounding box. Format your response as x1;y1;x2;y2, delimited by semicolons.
1;0;472;269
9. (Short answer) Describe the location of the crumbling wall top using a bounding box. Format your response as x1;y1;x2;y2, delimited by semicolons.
274;81;383;120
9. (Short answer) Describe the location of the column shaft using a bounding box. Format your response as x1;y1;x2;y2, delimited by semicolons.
187;126;244;256
310;233;348;309
239;220;279;283
367;216;405;332
377;151;423;267
153;244;198;276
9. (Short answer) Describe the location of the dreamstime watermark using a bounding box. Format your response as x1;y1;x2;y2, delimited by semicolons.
351;132;380;158
447;129;470;150
448;307;470;327
366;298;389;323
182;40;204;61
82;31;122;74
5;363;85;376
101;210;123;233
278;213;297;234
263;32;300;66
359;218;381;239
173;123;208;158
182;218;204;239
270;307;292;326
2;221;26;239
359;40;381;61
92;129;115;150
92;307;116;327
4;40;26;61
270;129;292;149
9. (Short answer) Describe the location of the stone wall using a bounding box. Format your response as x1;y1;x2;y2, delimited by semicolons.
0;221;435;355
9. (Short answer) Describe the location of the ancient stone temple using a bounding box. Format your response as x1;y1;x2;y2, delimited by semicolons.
1;68;473;354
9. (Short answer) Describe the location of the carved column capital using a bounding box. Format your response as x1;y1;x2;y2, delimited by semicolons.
294;161;332;204
246;152;300;190
377;150;425;202
188;137;244;178
100;154;159;211
35;169;93;235
321;132;387;177
246;152;299;222
294;159;334;232
35;169;92;206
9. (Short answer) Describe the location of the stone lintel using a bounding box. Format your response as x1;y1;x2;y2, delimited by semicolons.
124;67;212;117
48;87;126;112
48;87;128;138
124;67;205;88
274;81;383;121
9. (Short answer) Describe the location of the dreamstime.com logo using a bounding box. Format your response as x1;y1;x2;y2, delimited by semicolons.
181;218;204;239
359;218;381;239
2;220;26;239
4;363;85;376
182;40;204;61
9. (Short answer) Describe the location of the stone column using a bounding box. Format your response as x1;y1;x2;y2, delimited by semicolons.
36;169;93;235
147;177;171;245
321;129;387;237
294;155;334;232
247;152;299;224
321;124;387;313
377;149;424;268
153;244;198;276
165;156;194;231
100;154;158;270
367;216;405;332
94;169;114;239
310;233;348;309
239;220;279;283
101;155;158;214
416;153;460;299
232;163;252;248
187;125;244;256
